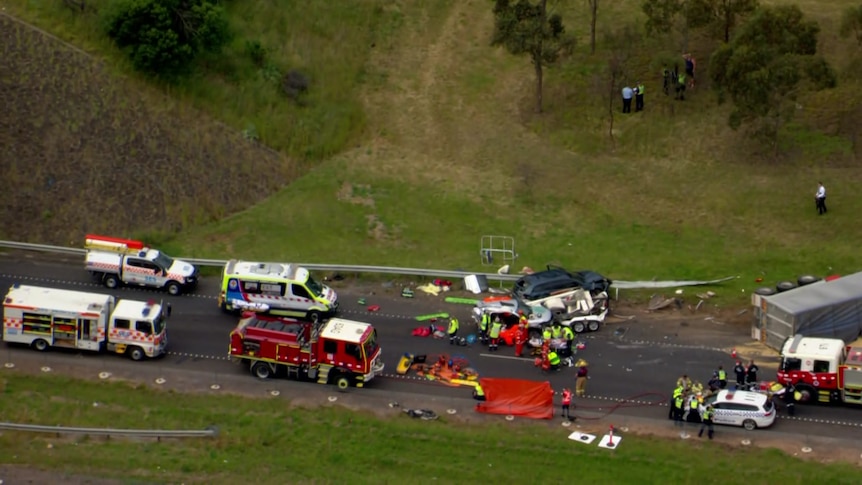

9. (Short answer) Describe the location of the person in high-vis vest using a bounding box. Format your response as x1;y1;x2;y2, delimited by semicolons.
672;393;685;427
447;317;460;345
683;393;699;423
698;404;714;439
551;323;563;339
479;312;490;344
635;81;645;111
669;385;684;419
548;350;561;370
562;325;574;357
676;72;686;100
717;365;727;389
489;318;503;351
561;388;574;420
472;383;486;401
542;326;552;341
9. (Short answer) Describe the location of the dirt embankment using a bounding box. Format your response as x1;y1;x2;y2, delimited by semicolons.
0;13;294;245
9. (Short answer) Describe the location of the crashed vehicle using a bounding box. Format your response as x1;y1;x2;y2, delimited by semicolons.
472;296;552;343
541;288;610;333
513;266;612;302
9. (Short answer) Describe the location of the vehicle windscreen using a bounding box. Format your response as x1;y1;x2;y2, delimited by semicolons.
305;275;325;298
779;357;801;372
152;315;165;334
363;329;379;360
153;252;174;270
763;399;774;412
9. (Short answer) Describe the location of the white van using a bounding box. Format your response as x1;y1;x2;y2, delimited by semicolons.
218;260;338;323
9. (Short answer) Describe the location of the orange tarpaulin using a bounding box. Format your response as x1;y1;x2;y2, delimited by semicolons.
475;378;554;420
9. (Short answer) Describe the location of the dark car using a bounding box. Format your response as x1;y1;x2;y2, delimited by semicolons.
512;266;611;301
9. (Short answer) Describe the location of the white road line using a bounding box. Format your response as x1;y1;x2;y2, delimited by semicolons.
479;353;533;361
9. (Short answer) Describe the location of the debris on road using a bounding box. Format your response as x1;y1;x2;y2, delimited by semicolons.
415;312;449;322
648;295;682;312
403;408;439;420
445;297;479;305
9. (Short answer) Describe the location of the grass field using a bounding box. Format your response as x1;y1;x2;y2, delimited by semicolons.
0;372;859;484
3;0;862;303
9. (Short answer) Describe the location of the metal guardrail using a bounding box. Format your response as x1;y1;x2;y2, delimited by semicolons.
0;240;521;281
0;421;218;438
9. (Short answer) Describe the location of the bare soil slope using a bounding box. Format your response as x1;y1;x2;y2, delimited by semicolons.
0;14;293;245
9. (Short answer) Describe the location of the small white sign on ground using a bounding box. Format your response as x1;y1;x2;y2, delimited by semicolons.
597;433;622;449
567;431;596;444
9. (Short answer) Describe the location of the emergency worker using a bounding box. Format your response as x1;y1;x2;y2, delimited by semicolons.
576;360;589;397
548;350;561;370
473;383;486;401
677;374;692;391
717;365;727;389
733;361;746;389
447;317;460;345
683;393;699;423
669;385;684;419
518;310;529;328
562;325;574;357
672;392;685;426
514;322;528;358
746;360;759;388
542;326;552;341
489;318;503;351
698;405;714;439
479;312;490;344
782;382;798;416
551;323;563;339
561;388;573;420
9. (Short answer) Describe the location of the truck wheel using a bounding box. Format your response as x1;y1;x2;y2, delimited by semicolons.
104;274;120;289
335;375;351;390
754;287;776;296
775;281;797;293
587;320;600;332
795;384;815;403
307;311;322;323
573;322;586;333
797;275;821;286
32;339;49;352
742;419;757;431
166;281;181;295
252;362;272;379
128;346;145;361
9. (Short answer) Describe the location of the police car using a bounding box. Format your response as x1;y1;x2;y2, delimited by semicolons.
704;390;776;430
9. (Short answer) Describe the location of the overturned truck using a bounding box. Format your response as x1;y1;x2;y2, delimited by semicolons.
752;272;862;350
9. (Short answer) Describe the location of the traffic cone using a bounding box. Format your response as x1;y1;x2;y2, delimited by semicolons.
607;425;615;446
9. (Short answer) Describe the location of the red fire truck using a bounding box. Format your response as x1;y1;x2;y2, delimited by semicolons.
229;313;384;389
777;334;862;405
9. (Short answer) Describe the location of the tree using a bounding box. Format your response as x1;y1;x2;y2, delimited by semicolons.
492;0;572;113
601;26;640;145
687;0;758;42
710;5;836;152
588;0;598;54
840;5;862;46
642;0;756;44
103;0;230;77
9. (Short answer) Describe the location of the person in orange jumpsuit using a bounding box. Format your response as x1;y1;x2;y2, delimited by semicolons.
514;322;528;357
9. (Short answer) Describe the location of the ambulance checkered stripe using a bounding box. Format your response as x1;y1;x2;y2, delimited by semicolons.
87;261;121;271
246;295;311;302
3;317;23;328
109;330;155;342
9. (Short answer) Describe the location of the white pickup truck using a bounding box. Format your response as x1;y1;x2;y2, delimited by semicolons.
84;234;198;295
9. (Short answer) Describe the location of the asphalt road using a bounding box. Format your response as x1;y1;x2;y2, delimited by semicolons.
1;253;860;441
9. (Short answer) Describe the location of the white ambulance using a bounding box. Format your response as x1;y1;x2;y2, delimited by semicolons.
218;260;338;323
84;234;198;295
2;284;169;360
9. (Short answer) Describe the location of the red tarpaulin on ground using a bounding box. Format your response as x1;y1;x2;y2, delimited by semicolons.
475;378;554;420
